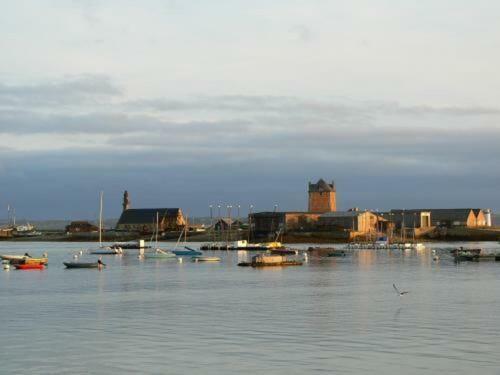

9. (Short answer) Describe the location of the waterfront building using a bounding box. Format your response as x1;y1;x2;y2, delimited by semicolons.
65;221;99;234
389;208;490;228
213;218;244;231
388;210;432;230
308;179;336;213
473;209;487;227
116;208;186;233
250;211;321;236
317;211;387;233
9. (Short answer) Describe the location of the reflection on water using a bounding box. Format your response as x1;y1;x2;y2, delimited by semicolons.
1;241;500;374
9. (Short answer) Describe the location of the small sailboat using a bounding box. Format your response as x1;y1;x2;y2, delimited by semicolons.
172;246;203;256
144;212;176;259
89;192;122;255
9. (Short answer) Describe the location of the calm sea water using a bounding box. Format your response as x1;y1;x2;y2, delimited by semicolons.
1;241;500;374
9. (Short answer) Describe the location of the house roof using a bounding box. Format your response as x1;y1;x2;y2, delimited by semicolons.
392;208;475;222
321;211;387;220
117;208;181;225
215;218;243;225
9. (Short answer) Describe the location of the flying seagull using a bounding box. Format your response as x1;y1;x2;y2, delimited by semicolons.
393;284;409;296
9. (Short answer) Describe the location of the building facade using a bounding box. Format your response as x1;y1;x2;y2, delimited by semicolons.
116;208;186;233
308;179;336;213
249;212;321;236
388;210;432;230
318;211;387;233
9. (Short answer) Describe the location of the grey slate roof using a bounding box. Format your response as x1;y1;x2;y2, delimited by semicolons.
309;178;335;192
117;208;181;225
321;211;364;218
391;208;476;222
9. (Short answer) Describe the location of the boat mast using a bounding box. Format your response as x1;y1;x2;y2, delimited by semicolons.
155;211;159;248
99;191;103;246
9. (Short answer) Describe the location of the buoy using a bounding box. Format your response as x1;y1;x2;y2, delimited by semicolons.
178;257;183;263
79;250;83;255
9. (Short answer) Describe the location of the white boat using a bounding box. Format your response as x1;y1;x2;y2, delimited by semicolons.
144;248;176;259
90;246;122;255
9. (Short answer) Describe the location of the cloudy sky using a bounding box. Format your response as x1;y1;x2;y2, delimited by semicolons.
1;0;499;220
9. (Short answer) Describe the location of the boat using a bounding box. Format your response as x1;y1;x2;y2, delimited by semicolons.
327;250;347;257
63;262;102;269
307;247;337;257
450;248;482;262
90;247;122;255
143;212;176;259
144;248;177;259
191;256;221;262
200;240;285;251
110;240;150;250
238;254;302;267
1;255;48;265
88;191;122;255
172;247;203;256
14;263;45;270
0;254;26;261
270;248;298;255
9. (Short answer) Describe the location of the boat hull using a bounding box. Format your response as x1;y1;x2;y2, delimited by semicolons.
14;264;45;270
63;262;100;269
191;256;221;262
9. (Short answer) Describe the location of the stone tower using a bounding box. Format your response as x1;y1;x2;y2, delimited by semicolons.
122;190;131;212
308;179;336;213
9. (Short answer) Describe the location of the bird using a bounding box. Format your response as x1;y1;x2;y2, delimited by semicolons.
393;284;409;296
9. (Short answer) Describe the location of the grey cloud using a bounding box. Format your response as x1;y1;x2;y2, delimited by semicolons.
127;95;500;118
0;74;121;107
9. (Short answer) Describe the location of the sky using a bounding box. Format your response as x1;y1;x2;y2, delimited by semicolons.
1;0;499;220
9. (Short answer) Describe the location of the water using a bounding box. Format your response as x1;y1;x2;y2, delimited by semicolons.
1;241;500;374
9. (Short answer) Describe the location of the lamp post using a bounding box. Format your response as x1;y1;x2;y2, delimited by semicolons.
227;205;232;245
209;205;214;243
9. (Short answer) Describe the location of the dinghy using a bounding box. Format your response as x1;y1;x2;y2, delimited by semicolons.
63;262;103;269
14;263;45;270
172;247;202;256
191;256;221;262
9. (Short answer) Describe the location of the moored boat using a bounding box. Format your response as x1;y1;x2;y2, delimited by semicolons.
270;248;298;255
1;255;48;265
63;262;102;269
191;256;221;262
14;263;45;270
327;250;347;257
172;247;202;256
90;247;123;255
238;254;302;267
450;248;482;262
144;248;176;259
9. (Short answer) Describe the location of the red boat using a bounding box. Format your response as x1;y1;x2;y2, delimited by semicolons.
14;263;45;270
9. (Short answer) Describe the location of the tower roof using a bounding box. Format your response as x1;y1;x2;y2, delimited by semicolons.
309;178;335;192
